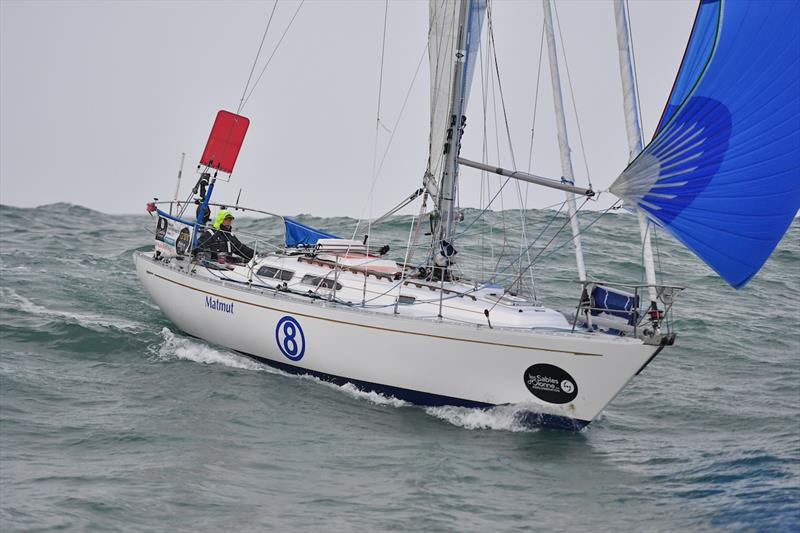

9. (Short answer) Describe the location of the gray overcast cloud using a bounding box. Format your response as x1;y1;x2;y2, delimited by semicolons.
1;0;696;217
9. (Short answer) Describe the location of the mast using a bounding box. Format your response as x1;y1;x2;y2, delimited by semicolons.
435;0;472;248
613;0;658;305
542;0;587;282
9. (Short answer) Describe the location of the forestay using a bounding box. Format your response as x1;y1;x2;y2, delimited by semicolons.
610;0;800;289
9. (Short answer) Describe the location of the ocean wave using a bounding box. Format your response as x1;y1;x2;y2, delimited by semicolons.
0;287;144;333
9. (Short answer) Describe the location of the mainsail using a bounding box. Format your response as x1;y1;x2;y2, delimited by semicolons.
610;0;800;289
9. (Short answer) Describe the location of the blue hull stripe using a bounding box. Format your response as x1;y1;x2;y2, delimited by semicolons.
237;351;590;431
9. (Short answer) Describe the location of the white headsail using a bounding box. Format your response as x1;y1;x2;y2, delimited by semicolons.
426;0;486;246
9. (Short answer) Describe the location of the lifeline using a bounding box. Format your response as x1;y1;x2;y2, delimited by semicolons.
205;295;234;314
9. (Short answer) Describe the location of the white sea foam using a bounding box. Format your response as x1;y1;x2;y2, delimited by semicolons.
0;287;143;332
151;327;540;430
154;327;268;372
334;382;410;408
0;264;30;272
424;404;540;433
153;328;406;405
140;299;161;311
149;331;536;428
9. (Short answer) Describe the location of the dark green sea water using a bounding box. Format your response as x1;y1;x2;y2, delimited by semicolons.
1;203;798;532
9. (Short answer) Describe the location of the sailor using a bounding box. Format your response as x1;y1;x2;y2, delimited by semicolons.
196;209;255;263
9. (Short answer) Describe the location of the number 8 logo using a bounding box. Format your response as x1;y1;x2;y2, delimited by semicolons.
276;316;305;361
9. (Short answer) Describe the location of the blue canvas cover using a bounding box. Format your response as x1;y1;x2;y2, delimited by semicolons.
610;0;800;289
284;218;339;247
591;285;639;325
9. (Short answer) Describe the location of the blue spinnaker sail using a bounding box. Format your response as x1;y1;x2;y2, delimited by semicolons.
611;0;800;289
284;218;339;248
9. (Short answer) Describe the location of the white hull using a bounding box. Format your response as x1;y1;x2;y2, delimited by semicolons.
135;251;664;429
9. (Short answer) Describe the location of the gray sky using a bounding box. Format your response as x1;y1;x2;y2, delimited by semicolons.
0;0;697;217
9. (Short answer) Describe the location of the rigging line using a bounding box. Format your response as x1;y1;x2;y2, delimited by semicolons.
480;15;496;273
653;224;664;287
237;1;279;114
485;11;508;248
451;174;513;242
371;188;423;226
637;220;662;292
485;2;511;280
478;36;487;281
552;2;593;189
176;159;225;220
537;199;622;263
522;21;546;301
374;0;390;137
486;29;512;281
486;1;517;170
404;191;428;267
526;12;545;272
624;0;662;287
486;196;593;284
394;193;420;313
485;0;525;253
486;2;536;295
241;0;305;111
488;196;592;313
363;0;390;259
351;41;429;240
651;224;670;326
478;33;495;281
449;199;570;242
624;0;646;141
527;22;546;174
486;200;567;282
639;221;647;286
369;0;391;197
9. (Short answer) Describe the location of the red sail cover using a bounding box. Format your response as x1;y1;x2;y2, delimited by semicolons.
200;110;250;174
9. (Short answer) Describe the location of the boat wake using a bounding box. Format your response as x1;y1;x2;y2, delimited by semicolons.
151;328;541;431
333;382;410;408
152;327;267;372
330;380;543;432
425;405;540;433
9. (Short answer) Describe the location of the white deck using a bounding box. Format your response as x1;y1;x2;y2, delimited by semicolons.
186;251;574;331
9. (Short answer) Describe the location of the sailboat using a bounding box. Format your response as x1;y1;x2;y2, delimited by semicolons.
135;0;799;430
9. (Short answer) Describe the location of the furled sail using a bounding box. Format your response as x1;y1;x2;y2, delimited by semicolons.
610;0;800;289
426;0;486;199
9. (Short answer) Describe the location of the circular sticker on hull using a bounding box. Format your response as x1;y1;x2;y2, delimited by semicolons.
524;364;578;404
276;316;305;361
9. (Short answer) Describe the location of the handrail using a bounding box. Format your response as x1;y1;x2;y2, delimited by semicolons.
570;279;683;339
153;200;287;255
147;211;684;336
152;200;285;221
